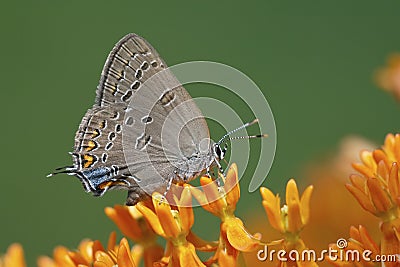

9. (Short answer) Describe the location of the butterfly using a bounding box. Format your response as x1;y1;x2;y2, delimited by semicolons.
49;33;264;205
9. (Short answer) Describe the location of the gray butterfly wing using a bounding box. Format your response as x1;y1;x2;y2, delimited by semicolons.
71;104;173;201
71;106;136;195
95;33;167;107
123;77;213;180
94;32;212;176
72;33;213;205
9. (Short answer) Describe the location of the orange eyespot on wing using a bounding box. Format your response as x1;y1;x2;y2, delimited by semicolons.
99;181;127;190
99;181;113;189
91;129;100;138
83;154;96;168
85;140;98;152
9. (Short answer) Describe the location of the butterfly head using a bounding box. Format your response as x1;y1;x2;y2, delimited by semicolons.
212;118;267;164
213;142;228;161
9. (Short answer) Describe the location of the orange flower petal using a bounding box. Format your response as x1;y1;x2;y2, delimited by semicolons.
352;163;375;179
286;179;300;204
94;251;115;267
373;150;391;170
360;150;376;170
76;239;94;263
2;243;26;267
349;174;367;191
345;183;375;213
224;163;240;210
261;187;284;232
190;185;209;207
170;242;205;267
68;251;88;266
382;133;397;162
176;187;194;232
287;199;302;233
105;205;143;241
130;244;143;267
136;200;165;237
260;186;277;203
367;178;392;213
200;176;226;216
53;246;76;267
376;55;400;100
225;217;261;252
380;219;400;258
107;232;117;251
349;225;361;240
394;134;400;161
300;185;313;225
376;160;389;181
37;256;56;267
152;193;180;238
117;238;135;267
388;163;400;200
286;179;303;232
92;240;105;258
358;225;379;254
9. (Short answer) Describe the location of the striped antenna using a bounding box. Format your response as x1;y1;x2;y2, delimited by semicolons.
217;118;260;145
228;134;268;141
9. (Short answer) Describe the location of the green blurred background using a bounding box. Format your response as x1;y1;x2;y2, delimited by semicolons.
1;1;399;265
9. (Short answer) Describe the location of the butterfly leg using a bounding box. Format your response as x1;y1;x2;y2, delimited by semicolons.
126;187;149;206
206;166;212;177
215;160;225;187
164;175;174;197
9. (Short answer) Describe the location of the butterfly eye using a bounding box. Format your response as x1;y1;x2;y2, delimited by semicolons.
214;144;225;161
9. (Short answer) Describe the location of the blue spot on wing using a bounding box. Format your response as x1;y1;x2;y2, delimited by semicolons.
82;167;112;195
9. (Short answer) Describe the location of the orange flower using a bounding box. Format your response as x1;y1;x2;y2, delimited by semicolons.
192;163;262;266
352;133;400;178
261;179;313;236
347;134;400;219
136;187;205;267
376;53;400;101
38;246;76;267
36;232;142;267
327;225;380;267
261;179;316;267
245;136;380;265
94;238;138;267
104;204;164;266
38;234;112;267
0;243;26;267
348;133;400;259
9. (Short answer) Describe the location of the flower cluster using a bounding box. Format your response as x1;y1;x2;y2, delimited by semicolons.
1;165;319;267
31;232;139;267
344;133;400;265
1;164;265;267
2;133;400;266
376;54;400;101
348;134;400;219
